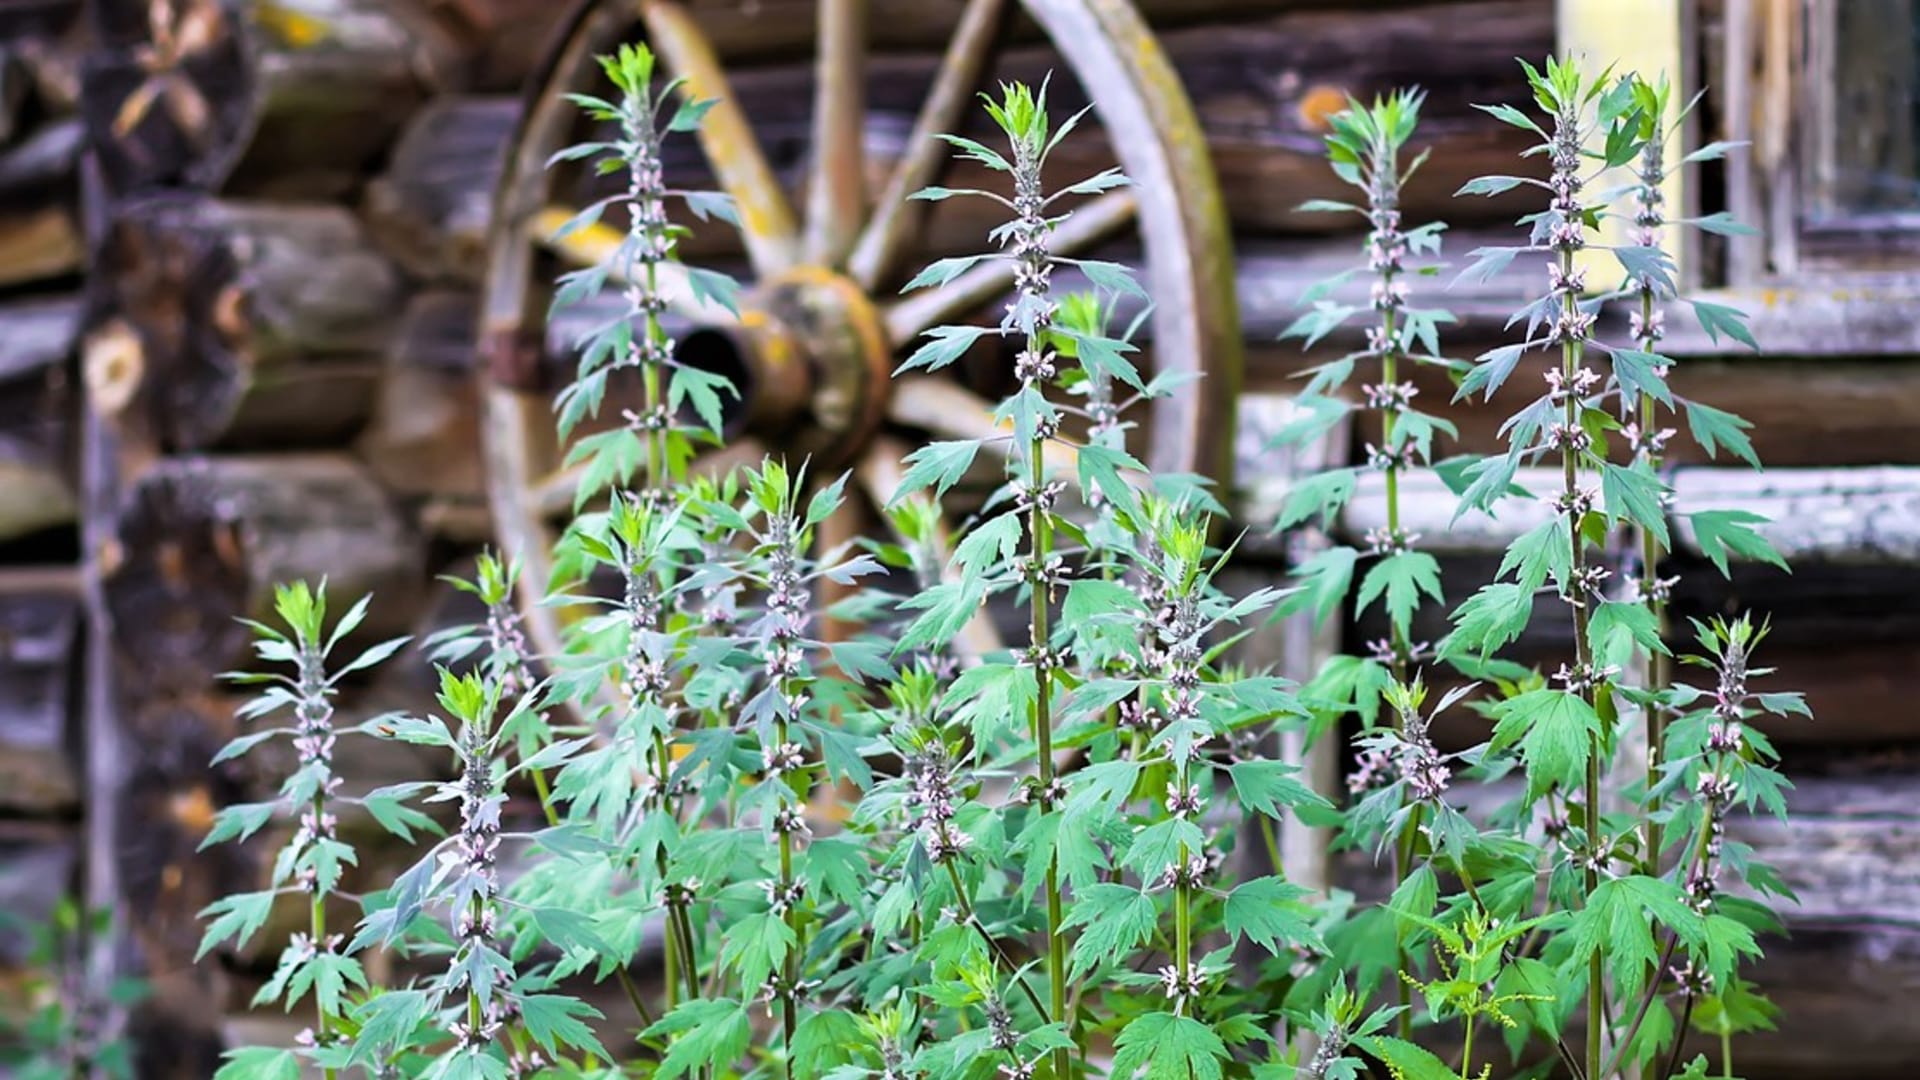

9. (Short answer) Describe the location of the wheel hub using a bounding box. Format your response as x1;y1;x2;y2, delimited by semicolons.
676;265;894;467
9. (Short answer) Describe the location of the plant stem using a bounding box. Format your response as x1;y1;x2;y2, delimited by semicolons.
942;861;1050;1020
777;713;799;1080
1460;1015;1475;1080
1029;430;1070;1080
1556;240;1605;1080
1720;1027;1733;1079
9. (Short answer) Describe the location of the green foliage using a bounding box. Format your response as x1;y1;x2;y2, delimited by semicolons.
180;48;1801;1080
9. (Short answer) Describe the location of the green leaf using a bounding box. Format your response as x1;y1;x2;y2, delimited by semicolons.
1121;818;1206;882
1688;211;1757;237
1572;876;1705;998
1350;1036;1457;1080
1489;689;1599;797
1683;400;1761;468
890;439;981;505
197;890;278;960
1109;1012;1228;1080
718;911;793;991
949;517;1019;592
1282;545;1359;628
1456;175;1534;197
791;1009;864;1076
212;1047;301;1080
1688;509;1786;576
898;324;993;373
199;801;278;850
1440;582;1534;663
945;661;1037;746
900;254;991;293
1602;461;1671;548
1228;759;1330;818
1611;348;1674;406
519;995;610;1060
1356;551;1443;636
1277;467;1358;531
1060;884;1157;979
1457;343;1527;402
640;999;752;1080
1590;600;1669;670
360;783;439;843
1077;442;1145;519
669;365;739;437
1224;877;1323;956
1689;299;1758;351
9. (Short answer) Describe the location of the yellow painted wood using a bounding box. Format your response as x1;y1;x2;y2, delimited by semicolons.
1558;0;1690;286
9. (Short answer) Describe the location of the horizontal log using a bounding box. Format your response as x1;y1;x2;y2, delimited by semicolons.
363;96;520;285
100;453;425;692
387;0;573;92
82;0;424;198
353;290;484;499
1320;465;1920;565
87;195;402;450
0;588;80;815
0;297;77;543
0;117;84;288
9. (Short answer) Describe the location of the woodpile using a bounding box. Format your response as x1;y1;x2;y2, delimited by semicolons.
0;0;1901;1075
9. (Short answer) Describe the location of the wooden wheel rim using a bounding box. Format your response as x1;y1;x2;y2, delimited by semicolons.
480;0;1244;669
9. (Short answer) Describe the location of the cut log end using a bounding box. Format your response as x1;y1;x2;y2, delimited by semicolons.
101;453;425;690
89;194;399;450
82;0;422;199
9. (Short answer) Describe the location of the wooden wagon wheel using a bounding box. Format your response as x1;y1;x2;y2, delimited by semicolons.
481;0;1243;670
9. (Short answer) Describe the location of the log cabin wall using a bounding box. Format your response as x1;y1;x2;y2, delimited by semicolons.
0;0;1909;1075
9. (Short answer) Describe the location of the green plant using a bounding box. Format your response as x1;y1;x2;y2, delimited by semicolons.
184;49;1804;1080
1275;57;1801;1080
0;900;146;1080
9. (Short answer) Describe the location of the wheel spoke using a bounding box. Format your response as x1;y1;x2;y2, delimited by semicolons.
846;0;1011;290
803;0;868;267
640;0;800;276
529;205;738;323
881;189;1136;345
855;438;1004;662
887;375;1081;478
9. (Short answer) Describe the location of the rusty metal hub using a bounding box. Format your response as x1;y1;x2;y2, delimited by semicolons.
676;265;893;466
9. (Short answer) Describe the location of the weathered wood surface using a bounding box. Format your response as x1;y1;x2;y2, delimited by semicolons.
387;0;571;92
99;453;425;692
353;290;484;501
86;195;402;451
362;96;519;285
0;585;80;816
0;295;79;543
1324;465;1920;565
81;0;423;199
0;115;84;288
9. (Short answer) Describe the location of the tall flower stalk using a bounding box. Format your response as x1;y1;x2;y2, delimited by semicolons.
197;583;412;1079
1273;90;1455;1035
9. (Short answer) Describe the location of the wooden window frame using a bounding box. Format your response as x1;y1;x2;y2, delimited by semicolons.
1561;0;1920;356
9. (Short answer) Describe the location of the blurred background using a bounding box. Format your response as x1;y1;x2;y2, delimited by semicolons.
2;0;1918;1076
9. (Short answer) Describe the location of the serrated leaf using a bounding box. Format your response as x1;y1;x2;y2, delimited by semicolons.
1060;884;1156;979
1109;1012;1228;1080
1355;551;1443;636
1228;759;1331;818
1224;877;1323;956
212;1047;301;1080
1683;400;1761;468
1690;298;1758;351
1440;582;1534;662
1276;467;1358;531
1489;689;1599;797
519;994;610;1060
1602;461;1671;547
640;999;752;1080
1688;508;1786;577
